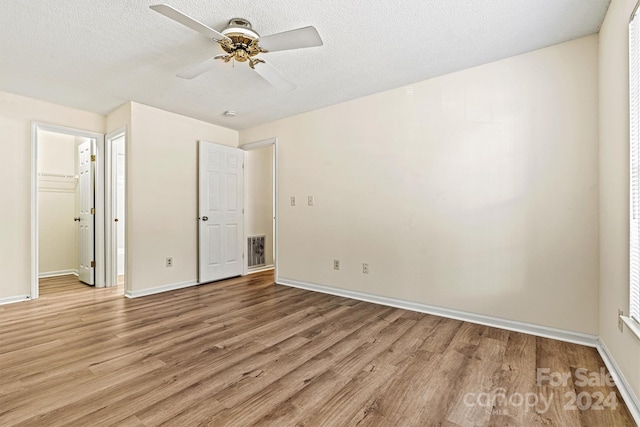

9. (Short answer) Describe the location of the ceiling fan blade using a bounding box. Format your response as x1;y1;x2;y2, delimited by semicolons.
253;61;295;91
149;4;230;42
259;26;323;52
177;57;220;79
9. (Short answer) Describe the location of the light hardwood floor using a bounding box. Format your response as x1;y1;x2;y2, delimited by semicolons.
0;272;635;426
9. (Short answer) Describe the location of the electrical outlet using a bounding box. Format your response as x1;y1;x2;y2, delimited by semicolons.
291;196;296;206
333;259;340;270
166;257;173;268
363;263;369;274
619;309;624;332
308;195;314;206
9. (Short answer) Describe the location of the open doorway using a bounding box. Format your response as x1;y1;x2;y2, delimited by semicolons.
36;130;82;282
240;138;277;276
32;124;104;298
31;122;130;298
37;130;85;295
105;130;126;288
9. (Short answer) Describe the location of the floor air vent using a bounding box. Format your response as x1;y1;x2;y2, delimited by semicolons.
248;235;266;268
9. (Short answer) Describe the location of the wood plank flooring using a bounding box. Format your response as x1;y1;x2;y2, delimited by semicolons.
0;272;635;426
38;274;98;296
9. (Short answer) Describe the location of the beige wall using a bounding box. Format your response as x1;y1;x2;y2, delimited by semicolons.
0;91;104;300
0;94;239;298
38;131;76;174
241;35;600;334
245;146;274;267
599;0;640;401
37;131;77;275
126;102;238;293
106;102;131;135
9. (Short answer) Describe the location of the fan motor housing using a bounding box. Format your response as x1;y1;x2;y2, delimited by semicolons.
219;18;262;60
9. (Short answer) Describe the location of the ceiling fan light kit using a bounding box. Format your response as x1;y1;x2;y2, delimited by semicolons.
150;4;323;91
216;18;264;69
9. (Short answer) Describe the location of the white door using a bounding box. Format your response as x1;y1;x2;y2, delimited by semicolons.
105;130;126;287
78;140;95;285
198;141;244;283
115;137;125;276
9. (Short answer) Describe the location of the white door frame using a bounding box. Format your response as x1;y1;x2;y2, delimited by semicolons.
105;128;126;288
238;137;279;279
31;122;105;299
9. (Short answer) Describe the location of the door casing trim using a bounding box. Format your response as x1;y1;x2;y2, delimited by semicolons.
31;122;105;299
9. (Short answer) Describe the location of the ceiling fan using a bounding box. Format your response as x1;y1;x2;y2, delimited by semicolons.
150;4;323;91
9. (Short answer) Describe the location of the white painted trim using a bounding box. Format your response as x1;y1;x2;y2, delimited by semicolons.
239;138;276;150
247;265;275;274
31;122;105;299
622;316;640;341
124;280;199;298
30;122;39;300
274;140;279;281
276;277;599;347
0;295;30;305
597;338;640;425
38;269;78;278
94;135;105;288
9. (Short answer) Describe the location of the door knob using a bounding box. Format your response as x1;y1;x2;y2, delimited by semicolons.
74;217;81;222
202;216;209;221
114;218;119;222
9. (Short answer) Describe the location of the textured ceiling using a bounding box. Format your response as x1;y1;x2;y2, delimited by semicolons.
0;0;610;130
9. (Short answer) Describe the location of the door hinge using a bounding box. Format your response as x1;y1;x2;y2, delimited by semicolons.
242;208;244;214
91;208;96;215
90;260;95;268
242;253;244;259
91;154;96;162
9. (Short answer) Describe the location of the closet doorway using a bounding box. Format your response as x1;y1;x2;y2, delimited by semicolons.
31;123;126;298
33;124;104;297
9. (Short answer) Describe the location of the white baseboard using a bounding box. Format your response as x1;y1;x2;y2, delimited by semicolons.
125;280;198;298
276;277;599;348
247;265;275;274
597;338;640;425
0;295;30;305
39;269;78;278
277;277;640;422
